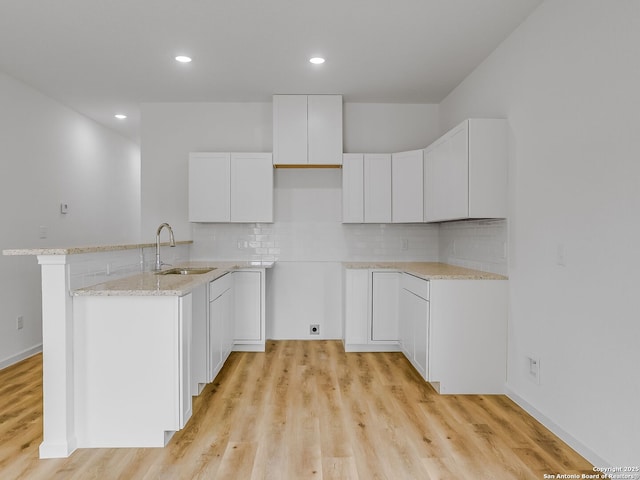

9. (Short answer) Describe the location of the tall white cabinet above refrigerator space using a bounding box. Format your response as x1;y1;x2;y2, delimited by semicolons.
273;94;343;166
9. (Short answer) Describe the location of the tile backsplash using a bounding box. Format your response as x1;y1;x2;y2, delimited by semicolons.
438;219;508;275
190;222;440;263
191;219;508;274
68;244;190;291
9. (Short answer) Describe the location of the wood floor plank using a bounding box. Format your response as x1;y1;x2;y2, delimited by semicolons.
0;343;596;479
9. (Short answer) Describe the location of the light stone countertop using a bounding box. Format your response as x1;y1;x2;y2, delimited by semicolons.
2;240;193;256
73;261;274;297
342;262;507;280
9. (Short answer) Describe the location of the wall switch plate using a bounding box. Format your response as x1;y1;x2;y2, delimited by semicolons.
17;315;24;330
401;239;409;251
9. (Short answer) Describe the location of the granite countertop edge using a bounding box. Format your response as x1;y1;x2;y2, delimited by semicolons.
342;262;507;280
73;261;274;297
3;240;194;256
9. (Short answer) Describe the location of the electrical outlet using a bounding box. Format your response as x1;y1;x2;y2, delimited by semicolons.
17;315;24;330
401;239;408;251
39;225;47;239
310;324;320;335
527;355;540;384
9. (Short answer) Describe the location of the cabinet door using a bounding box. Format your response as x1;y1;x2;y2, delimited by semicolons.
273;95;308;165
400;289;428;379
230;153;273;222
364;154;392;223
371;272;399;341
221;287;234;359
343;269;369;345
178;294;193;428
209;290;224;382
467;119;508;219
190;284;208;396
423;146;436;221
424;122;469;222
308;95;343;165
413;294;429;381
399;288;414;360
188;152;231;222
342;154;364;223
234;271;262;341
392;149;424;223
445;122;470;220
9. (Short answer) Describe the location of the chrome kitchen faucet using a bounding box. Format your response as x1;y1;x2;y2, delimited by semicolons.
154;222;175;270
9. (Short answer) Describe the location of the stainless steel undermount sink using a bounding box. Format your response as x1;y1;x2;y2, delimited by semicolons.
155;267;216;275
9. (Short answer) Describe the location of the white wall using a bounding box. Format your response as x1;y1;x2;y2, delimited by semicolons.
440;0;640;465
0;73;141;367
141;101;441;339
140;102;273;241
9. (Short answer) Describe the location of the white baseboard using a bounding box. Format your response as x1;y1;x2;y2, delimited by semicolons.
505;385;610;468
0;344;42;370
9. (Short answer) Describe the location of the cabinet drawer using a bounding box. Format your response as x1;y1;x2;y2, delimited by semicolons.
401;273;429;300
209;273;231;300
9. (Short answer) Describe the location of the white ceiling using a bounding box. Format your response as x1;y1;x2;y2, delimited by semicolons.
0;0;541;143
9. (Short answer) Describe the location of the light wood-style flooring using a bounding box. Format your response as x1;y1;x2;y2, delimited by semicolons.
1;340;593;479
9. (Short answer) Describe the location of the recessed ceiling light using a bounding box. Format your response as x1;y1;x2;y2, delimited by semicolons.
175;55;192;63
114;114;127;119
309;57;325;64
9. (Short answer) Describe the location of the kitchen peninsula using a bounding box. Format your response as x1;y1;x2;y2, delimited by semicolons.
3;242;270;457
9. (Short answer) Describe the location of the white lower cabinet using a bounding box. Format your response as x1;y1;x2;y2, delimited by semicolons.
371;271;399;341
346;267;507;394
400;275;507;394
428;280;507;394
191;284;208;396
233;270;264;349
209;273;233;383
74;294;192;448
399;274;430;379
343;268;401;351
207;269;265;383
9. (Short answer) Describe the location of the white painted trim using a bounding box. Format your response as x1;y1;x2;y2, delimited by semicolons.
505;386;611;468
39;436;77;459
0;344;43;370
343;343;402;353
232;344;266;352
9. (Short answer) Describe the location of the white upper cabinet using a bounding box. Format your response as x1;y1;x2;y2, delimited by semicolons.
342;153;364;223
307;95;343;165
392;149;424;223
189;152;273;223
230;153;273;223
273;95;307;165
273;94;343;166
364;154;392;223
189;152;231;222
424;118;507;222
